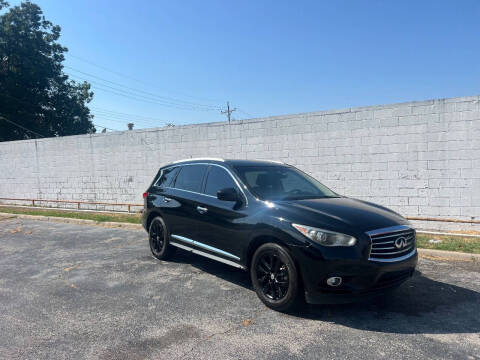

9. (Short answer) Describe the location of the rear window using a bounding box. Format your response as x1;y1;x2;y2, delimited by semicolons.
173;165;208;193
154;167;179;188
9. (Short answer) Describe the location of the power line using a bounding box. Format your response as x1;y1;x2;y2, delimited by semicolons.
93;115;157;128
91;106;167;122
92;123;120;132
0;116;45;138
68;73;220;112
65;66;222;111
68;53;224;103
2;93;106;133
90;107;173;129
68;70;220;110
237;109;254;118
0;114;116;136
3;61;253;129
2;88;164;130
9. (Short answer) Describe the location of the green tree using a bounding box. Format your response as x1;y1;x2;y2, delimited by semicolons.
0;0;95;142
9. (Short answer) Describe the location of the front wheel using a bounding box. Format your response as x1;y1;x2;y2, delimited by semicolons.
250;243;301;312
149;216;176;260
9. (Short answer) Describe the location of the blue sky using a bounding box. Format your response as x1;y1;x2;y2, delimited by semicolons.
10;0;480;131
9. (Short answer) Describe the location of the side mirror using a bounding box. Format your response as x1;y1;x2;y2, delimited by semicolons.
217;187;240;202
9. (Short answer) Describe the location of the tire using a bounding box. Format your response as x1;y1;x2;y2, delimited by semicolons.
149;216;176;260
250;243;301;312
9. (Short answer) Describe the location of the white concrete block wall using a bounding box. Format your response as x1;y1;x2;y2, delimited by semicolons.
1;95;479;231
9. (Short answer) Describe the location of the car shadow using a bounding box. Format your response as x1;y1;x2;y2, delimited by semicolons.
170;250;480;335
295;272;480;335
169;250;253;289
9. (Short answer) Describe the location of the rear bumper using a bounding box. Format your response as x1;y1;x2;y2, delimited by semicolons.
141;210;148;231
293;246;418;304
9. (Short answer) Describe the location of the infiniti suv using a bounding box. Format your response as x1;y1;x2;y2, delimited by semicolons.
142;158;417;311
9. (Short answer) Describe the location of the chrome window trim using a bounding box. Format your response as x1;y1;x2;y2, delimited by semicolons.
164;186;217;198
171;234;240;261
161;162;249;206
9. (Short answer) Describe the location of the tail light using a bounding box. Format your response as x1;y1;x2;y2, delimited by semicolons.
143;192;148;199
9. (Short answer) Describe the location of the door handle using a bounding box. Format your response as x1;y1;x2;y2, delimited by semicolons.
196;206;208;214
164;197;172;203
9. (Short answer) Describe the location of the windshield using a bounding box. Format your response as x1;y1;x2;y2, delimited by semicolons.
233;165;338;201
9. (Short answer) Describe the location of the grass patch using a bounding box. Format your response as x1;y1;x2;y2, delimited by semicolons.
416;233;480;254
0;206;141;224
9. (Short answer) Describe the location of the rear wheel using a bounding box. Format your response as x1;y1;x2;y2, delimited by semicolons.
250;243;301;312
149;216;176;260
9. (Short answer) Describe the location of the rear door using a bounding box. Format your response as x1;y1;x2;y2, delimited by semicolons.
147;165;179;223
163;164;208;242
194;165;250;261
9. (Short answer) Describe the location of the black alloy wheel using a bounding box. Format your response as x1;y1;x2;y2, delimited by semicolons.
149;216;175;260
250;243;301;312
256;251;289;300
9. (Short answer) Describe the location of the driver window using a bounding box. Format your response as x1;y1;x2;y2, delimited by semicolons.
204;166;237;197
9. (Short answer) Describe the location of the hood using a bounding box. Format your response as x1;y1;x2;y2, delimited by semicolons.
276;197;408;233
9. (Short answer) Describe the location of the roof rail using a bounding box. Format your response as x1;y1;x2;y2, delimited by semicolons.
172;157;225;164
252;159;285;164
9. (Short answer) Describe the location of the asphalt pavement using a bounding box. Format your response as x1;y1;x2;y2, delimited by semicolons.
0;217;479;359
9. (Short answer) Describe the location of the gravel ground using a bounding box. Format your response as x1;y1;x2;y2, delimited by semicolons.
0;217;479;360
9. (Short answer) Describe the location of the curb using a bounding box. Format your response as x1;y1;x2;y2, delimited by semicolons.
417;248;479;262
0;212;143;230
2;212;478;261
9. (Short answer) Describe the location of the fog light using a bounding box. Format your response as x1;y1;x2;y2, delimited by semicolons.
326;277;342;287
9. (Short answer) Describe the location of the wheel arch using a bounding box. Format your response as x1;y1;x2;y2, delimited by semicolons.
246;234;296;270
145;210;163;231
246;233;306;303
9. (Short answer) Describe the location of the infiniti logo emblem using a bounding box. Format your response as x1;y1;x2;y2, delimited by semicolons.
394;236;408;249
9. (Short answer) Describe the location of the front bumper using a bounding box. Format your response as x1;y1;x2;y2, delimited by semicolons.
293;245;418;304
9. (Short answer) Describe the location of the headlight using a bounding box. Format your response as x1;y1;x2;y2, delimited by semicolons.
292;223;357;247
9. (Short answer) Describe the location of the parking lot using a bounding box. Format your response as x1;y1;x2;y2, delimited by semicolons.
0;217;479;359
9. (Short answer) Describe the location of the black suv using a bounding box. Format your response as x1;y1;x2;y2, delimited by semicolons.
142;158;417;311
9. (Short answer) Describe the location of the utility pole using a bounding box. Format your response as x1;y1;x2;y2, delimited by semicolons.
221;101;236;124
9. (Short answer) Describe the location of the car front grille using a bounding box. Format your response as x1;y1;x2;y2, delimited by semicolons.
367;225;416;262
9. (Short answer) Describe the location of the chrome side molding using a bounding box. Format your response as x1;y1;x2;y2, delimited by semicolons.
170;234;245;269
170;241;245;270
171;234;240;260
